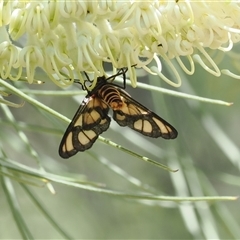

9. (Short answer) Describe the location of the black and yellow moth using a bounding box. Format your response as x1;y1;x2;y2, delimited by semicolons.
59;68;177;158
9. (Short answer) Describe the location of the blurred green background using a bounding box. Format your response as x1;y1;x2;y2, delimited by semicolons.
0;48;240;239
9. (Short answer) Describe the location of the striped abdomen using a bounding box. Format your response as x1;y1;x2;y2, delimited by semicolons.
97;84;123;110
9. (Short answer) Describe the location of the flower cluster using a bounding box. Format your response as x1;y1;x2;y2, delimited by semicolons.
0;1;240;87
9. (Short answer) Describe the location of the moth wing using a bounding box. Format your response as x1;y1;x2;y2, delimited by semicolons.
59;96;111;158
112;89;178;139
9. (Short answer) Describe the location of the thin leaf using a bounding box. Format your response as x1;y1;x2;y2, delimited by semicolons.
1;175;34;239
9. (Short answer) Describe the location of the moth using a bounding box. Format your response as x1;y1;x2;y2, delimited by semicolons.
59;68;178;158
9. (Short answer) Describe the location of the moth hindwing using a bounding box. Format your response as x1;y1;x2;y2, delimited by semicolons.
59;68;177;158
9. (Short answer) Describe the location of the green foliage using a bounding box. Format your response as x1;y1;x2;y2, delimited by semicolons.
0;57;239;239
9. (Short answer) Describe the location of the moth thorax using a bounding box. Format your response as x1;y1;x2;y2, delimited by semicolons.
99;85;123;110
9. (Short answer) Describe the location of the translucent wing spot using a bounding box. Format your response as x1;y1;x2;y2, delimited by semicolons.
78;130;97;145
138;109;148;115
84;110;101;125
74;115;83;127
64;132;74;152
143;120;152;133
115;112;126;122
134;119;152;133
152;117;168;133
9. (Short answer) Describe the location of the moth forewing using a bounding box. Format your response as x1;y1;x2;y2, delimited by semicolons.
58;94;111;158
112;87;178;139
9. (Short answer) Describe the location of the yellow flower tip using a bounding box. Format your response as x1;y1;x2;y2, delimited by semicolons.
0;1;239;87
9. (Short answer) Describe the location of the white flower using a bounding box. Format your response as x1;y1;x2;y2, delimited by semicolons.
0;0;240;87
